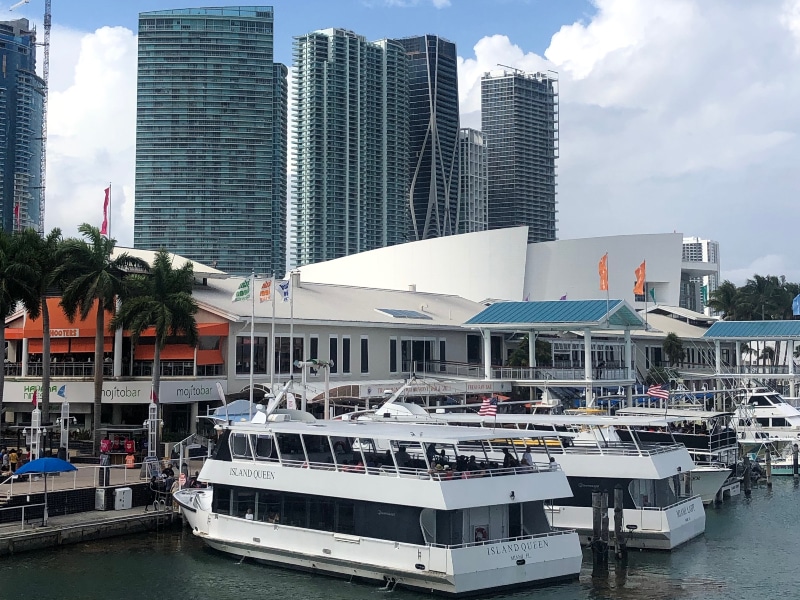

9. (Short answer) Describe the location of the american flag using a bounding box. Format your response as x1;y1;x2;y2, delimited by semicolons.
478;396;498;417
647;384;670;400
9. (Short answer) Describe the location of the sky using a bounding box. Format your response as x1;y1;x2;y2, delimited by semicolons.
4;0;800;285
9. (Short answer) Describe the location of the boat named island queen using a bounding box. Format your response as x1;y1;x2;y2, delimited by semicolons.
174;412;582;596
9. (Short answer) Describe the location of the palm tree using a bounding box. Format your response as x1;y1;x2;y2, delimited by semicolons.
111;248;198;419
706;280;742;320
663;332;684;367
740;274;783;320
15;227;63;420
0;231;37;432
59;224;149;453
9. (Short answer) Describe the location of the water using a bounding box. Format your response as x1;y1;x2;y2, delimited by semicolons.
2;479;799;600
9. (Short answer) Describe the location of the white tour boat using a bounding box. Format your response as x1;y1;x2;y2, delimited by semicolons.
174;413;582;596
614;407;741;504
348;405;706;550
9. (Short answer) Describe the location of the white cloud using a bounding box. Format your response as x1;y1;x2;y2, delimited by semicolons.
457;0;800;285
46;25;137;245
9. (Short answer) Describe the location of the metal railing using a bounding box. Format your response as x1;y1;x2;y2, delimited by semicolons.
551;441;685;457
0;502;47;531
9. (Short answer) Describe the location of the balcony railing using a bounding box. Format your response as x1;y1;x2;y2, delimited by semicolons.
5;360;223;378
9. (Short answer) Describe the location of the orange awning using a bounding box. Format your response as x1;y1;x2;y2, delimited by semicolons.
70;338;113;353
5;329;24;340
50;339;70;353
196;349;224;365
24;298;113;336
198;323;229;336
135;344;195;361
29;339;42;353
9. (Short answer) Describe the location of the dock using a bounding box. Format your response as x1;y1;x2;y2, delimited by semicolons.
0;461;188;556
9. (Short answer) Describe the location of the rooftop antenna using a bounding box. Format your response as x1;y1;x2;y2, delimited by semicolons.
497;63;525;75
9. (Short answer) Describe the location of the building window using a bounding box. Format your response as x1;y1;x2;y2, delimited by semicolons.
439;340;446;372
360;337;369;374
236;336;268;374
467;334;481;364
329;336;338;374
389;338;397;373
342;337;351;374
275;336;304;375
310;336;319;360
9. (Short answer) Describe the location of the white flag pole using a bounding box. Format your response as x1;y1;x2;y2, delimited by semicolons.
289;273;295;388
108;182;112;239
248;271;255;420
270;274;276;394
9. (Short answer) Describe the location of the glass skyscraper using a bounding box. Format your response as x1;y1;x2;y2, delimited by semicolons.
0;19;44;233
394;35;459;241
458;128;488;234
134;7;287;277
293;29;408;267
481;71;558;244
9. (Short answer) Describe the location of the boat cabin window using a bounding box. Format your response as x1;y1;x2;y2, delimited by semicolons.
391;441;427;470
275;433;306;463
772;418;789;427
301;434;335;465
232;488;256;519
253;435;276;461
750;395;775;406
628;478;678;509
230;432;252;459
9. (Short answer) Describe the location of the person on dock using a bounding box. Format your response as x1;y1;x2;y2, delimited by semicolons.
9;449;18;473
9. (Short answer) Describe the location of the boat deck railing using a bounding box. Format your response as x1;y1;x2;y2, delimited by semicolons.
545;440;685;457
272;457;560;481
641;495;700;512
429;527;576;550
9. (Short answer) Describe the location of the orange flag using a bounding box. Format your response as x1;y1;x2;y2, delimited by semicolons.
598;253;608;291
633;261;646;295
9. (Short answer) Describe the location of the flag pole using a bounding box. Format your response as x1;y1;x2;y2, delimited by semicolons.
270;274;276;394
605;252;610;325
108;182;112;239
249;271;255;420
289;272;295;389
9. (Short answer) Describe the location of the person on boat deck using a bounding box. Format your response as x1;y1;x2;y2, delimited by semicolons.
426;443;437;465
245;508;254;521
267;512;280;523
467;456;478;471
521;446;533;467
395;446;411;468
502;448;514;468
437;449;448;466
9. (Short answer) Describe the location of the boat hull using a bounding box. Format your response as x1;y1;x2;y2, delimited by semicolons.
546;496;705;550
178;498;581;596
691;466;733;504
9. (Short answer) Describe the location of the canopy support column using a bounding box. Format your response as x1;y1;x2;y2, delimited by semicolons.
584;329;593;407
790;340;796;398
483;329;492;380
624;329;633;406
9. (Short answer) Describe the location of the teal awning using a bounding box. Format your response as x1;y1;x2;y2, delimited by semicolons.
464;300;646;331
703;321;800;340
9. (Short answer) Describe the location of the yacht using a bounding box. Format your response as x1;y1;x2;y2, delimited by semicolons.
734;387;800;441
174;413;582;596
614;407;741;504
349;405;706;550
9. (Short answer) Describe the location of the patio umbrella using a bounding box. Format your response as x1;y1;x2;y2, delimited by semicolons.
14;457;77;526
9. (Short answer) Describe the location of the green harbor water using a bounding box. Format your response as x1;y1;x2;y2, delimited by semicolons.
2;479;799;600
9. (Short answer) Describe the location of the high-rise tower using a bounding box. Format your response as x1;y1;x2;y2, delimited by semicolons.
134;7;287;277
481;70;558;244
0;19;44;233
457;128;488;234
394;35;459;241
293;29;408;267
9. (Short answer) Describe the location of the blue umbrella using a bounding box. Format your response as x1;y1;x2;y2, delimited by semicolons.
15;457;77;526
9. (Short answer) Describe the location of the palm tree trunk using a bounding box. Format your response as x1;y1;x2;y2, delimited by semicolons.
93;303;104;455
0;324;5;438
41;296;51;421
153;344;161;457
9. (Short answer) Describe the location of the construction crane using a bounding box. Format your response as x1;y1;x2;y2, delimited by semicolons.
10;0;49;235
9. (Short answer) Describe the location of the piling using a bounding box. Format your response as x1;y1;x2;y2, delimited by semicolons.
600;490;609;553
613;484;627;560
766;451;772;488
743;454;752;497
793;444;799;479
591;490;607;574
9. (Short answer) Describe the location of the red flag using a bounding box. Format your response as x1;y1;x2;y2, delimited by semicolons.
151;389;158;404
599;253;608;291
13;203;19;223
32;389;38;408
100;187;110;235
633;260;646;295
